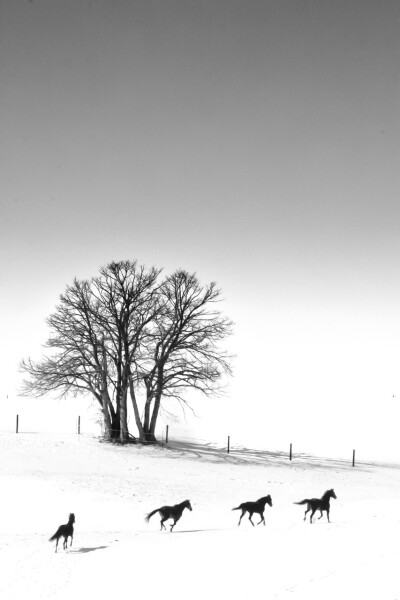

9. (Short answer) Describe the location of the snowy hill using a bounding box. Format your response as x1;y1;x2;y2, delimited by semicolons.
1;433;399;599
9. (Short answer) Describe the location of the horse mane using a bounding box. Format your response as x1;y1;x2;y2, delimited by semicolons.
322;489;333;499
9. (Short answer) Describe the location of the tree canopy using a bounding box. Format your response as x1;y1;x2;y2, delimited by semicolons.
20;260;234;442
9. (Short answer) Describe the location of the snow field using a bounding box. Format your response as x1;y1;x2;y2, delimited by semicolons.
1;434;400;599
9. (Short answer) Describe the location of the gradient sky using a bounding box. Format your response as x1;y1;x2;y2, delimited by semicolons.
1;0;399;458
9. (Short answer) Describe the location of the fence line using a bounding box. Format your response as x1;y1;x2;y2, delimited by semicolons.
162;428;360;467
3;415;361;466
4;413;84;436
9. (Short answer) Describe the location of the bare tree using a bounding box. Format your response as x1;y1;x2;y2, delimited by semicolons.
136;270;234;441
21;261;160;441
21;262;233;443
90;261;161;441
20;278;118;437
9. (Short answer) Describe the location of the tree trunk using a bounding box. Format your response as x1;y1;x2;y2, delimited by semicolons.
101;338;120;440
149;392;162;440
119;383;129;443
110;413;120;439
129;374;145;441
143;382;153;440
101;389;113;440
100;389;119;439
148;370;164;441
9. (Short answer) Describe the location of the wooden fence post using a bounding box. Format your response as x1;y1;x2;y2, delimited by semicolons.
227;435;230;454
16;414;19;434
289;442;292;461
77;416;81;435
352;449;355;467
166;425;169;444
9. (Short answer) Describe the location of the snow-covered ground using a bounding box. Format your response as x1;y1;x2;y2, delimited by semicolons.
1;433;400;599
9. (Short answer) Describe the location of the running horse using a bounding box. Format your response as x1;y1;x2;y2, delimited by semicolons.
145;500;192;531
294;489;337;523
49;513;75;552
232;495;273;526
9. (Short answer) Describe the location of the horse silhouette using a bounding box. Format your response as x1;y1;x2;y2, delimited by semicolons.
145;500;192;531
49;513;75;552
232;495;273;526
294;489;337;523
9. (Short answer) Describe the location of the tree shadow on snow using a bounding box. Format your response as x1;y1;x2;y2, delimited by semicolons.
165;440;295;466
165;440;382;471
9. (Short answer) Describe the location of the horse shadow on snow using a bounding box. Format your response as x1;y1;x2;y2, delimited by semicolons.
69;545;108;554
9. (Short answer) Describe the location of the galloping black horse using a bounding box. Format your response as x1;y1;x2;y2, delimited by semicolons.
232;495;273;526
294;489;337;523
49;513;75;552
145;500;192;531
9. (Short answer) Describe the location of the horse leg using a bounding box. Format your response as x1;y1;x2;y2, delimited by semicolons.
310;509;316;523
303;506;310;521
55;538;59;553
248;512;255;526
238;510;245;526
326;509;330;522
170;515;181;532
160;518;167;531
257;511;265;525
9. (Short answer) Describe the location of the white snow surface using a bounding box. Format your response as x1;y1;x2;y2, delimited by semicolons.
1;433;400;599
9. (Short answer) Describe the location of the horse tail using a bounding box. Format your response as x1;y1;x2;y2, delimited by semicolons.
49;531;59;542
145;508;160;523
232;505;242;511
294;499;309;505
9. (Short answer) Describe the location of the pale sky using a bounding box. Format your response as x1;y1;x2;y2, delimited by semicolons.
1;1;399;459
